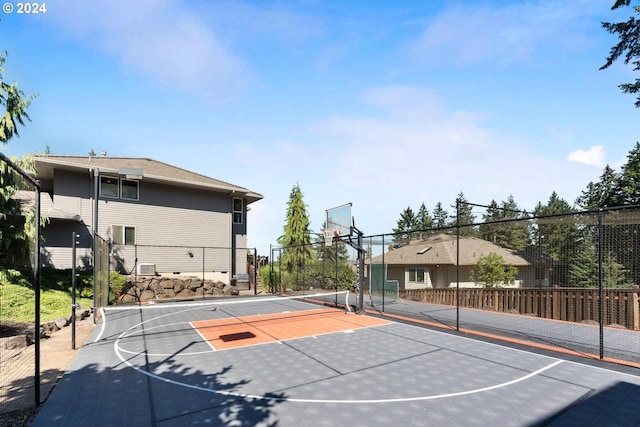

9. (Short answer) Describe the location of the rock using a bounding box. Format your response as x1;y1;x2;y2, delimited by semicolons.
2;334;32;350
176;289;195;298
160;279;175;290
55;317;68;329
139;289;156;302
189;280;203;291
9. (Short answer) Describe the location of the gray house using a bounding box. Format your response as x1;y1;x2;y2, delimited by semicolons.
369;233;534;290
32;155;262;284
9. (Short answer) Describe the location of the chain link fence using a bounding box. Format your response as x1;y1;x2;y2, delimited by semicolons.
272;204;640;367
104;243;258;303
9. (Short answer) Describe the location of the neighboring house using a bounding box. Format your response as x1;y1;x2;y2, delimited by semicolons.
29;154;263;284
368;233;536;290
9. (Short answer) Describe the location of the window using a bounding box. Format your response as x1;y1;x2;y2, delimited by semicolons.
121;179;139;200
409;268;425;283
233;197;243;224
100;176;119;198
100;176;140;200
112;225;136;245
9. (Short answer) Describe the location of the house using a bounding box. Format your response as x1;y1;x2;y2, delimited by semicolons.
368;233;535;290
30;154;263;284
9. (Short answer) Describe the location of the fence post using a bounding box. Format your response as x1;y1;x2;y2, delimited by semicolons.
632;292;639;330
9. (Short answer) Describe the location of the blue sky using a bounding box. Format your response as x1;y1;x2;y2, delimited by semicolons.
1;0;639;255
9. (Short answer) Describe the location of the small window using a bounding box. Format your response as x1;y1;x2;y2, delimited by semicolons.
409;268;425;283
233;197;243;224
100;176;119;198
112;225;135;245
121;179;139;200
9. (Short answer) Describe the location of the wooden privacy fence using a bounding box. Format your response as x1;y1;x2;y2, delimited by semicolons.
400;288;640;330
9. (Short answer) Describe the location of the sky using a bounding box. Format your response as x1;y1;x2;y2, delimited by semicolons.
1;0;639;255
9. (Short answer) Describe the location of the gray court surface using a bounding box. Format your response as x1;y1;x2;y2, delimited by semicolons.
31;295;640;427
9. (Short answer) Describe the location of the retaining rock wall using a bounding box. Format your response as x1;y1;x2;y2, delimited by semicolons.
119;276;236;303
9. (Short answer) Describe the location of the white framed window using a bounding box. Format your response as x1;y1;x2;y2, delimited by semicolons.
233;197;243;224
112;225;136;245
408;268;425;283
100;176;119;198
121;179;139;200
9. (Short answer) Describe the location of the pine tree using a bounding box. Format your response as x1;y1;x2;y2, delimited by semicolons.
432;202;449;229
391;206;417;248
451;192;476;236
576;165;619;209
534;192;578;286
616;142;640;204
600;0;640;108
415;203;433;240
479;196;530;251
277;184;314;285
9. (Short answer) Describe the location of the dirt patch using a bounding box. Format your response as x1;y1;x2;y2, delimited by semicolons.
0;315;96;426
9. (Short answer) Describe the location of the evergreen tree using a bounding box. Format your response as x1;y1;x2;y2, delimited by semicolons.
569;238;632;288
0;52;36;143
0;51;36;267
391;206;417;248
600;0;640;107
415;202;433;240
576;165;619;209
451;192;476;236
432;202;449;229
277;184;314;286
534;192;578;286
616;142;640;204
479;196;530;251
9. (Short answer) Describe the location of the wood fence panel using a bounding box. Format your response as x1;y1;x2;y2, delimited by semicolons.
398;288;640;330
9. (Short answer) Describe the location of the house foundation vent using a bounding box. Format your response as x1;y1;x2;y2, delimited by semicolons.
137;263;156;276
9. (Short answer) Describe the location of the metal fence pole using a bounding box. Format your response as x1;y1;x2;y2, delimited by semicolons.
598;209;604;360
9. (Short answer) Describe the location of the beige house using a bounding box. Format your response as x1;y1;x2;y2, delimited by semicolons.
369;233;534;290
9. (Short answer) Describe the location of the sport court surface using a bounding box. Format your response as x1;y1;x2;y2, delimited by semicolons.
32;292;640;427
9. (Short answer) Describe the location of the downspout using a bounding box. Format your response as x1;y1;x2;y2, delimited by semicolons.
229;191;235;284
92;168;99;322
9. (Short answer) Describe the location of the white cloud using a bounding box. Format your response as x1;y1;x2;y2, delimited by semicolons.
48;0;248;101
567;146;606;166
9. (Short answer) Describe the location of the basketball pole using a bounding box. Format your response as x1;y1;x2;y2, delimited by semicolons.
348;224;365;313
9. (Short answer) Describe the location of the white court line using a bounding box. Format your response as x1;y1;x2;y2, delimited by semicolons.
103;291;349;311
110;303;568;404
103;298;640;404
114;332;564;404
93;307;107;343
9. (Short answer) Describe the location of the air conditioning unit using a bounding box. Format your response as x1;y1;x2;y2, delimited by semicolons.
137;263;156;276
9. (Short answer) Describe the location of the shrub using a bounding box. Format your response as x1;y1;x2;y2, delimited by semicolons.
109;272;127;304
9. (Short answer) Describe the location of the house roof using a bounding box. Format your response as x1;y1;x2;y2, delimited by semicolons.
370;233;530;266
33;155;263;203
14;190;81;221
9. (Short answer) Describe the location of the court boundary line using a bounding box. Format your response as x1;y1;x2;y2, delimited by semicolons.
108;306;567;404
372;309;640;369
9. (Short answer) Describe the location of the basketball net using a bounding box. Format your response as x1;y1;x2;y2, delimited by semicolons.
323;229;338;247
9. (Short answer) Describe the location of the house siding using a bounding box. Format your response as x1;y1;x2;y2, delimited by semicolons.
37;160;260;283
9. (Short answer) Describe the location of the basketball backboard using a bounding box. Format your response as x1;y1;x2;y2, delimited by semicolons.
325;203;352;237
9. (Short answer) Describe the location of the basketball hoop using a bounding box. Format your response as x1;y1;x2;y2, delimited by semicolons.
323;229;338;247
